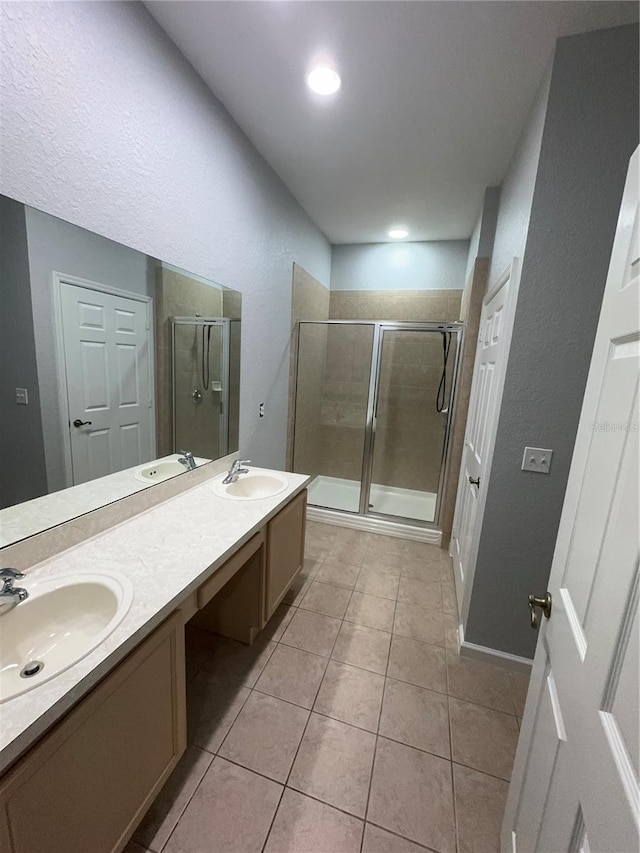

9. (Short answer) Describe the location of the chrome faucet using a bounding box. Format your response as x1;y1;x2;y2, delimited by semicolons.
0;568;29;614
178;450;197;471
222;459;251;484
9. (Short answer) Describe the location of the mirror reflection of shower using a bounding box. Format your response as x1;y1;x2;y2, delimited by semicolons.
171;317;240;460
292;321;462;528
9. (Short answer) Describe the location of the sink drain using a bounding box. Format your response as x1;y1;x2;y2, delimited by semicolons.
20;660;44;678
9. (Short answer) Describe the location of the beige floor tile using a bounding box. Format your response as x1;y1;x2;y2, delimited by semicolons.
332;621;392;675
301;555;323;579
254;643;327;709
368;737;456;853
264;789;363;853
397;577;442;611
283;573;312;605
402;540;444;562
345;591;396;631
446;649;514;713
300;580;352;618
387;636;447;692
363;546;405;572
367;534;406;557
261;603;296;642
355;569;400;600
393;602;445;647
362;823;432;853
442;584;458;616
399;557;443;583
443;613;460;650
196;635;276;688
281;607;342;657
453;763;509;853
163;758;281;853
315;558;361;589
133;746;213;851
218;691;308;782
289;713;376;818
449;697;519;781
379;678;451;759
327;537;370;564
187;677;250;753
314;660;385;732
509;671;531;716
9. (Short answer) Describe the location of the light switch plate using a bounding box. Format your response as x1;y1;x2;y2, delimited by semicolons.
522;446;553;474
15;388;28;405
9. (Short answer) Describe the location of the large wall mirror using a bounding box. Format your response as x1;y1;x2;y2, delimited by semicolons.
0;195;241;547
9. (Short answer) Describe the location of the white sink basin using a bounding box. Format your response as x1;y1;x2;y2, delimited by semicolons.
133;455;207;484
0;572;134;703
213;471;288;500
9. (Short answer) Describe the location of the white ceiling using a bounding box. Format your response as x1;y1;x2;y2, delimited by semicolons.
146;1;638;244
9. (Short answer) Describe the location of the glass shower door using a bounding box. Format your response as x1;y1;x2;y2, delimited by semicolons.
368;327;457;523
172;318;228;459
293;322;375;512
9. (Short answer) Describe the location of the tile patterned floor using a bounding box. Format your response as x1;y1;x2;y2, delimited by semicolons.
127;522;530;853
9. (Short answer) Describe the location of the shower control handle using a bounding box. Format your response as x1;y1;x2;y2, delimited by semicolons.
73;419;92;428
468;476;480;487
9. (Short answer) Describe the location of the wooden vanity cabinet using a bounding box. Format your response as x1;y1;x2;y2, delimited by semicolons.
0;611;186;853
265;488;307;621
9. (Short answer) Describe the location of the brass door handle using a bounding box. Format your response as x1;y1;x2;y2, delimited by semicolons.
528;592;552;630
468;476;480;487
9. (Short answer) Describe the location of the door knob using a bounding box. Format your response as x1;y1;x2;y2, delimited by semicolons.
468;476;480;487
528;592;552;630
72;419;92;428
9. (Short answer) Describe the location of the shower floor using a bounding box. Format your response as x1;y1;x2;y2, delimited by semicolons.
308;475;437;523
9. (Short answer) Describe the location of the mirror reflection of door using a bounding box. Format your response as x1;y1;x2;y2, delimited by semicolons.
58;279;154;485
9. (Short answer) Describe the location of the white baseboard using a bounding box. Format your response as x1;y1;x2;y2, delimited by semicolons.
306;506;442;544
458;624;533;673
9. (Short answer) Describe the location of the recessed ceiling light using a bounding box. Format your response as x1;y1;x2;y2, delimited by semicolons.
388;228;408;239
307;66;341;96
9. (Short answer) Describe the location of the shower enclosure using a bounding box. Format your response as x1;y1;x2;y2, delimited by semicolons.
171;317;240;460
291;321;463;534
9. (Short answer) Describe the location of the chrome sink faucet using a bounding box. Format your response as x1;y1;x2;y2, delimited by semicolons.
0;568;29;614
222;459;251;484
178;450;196;471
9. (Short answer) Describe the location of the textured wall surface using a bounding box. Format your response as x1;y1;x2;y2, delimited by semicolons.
466;24;639;658
0;1;331;470
331;241;468;292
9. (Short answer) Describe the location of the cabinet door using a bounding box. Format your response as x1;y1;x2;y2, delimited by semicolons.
0;611;186;853
265;489;307;620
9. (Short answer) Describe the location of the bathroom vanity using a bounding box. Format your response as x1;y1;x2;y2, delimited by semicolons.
0;466;308;853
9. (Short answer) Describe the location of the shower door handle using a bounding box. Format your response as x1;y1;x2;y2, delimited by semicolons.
468;476;480;487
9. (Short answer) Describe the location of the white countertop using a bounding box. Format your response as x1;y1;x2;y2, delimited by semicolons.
0;467;309;775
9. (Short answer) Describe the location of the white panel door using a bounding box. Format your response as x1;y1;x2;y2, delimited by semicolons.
60;282;153;485
503;147;639;852
451;260;518;617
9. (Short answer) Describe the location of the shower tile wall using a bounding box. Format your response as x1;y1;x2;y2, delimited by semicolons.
329;289;463;324
287;263;330;474
155;268;223;457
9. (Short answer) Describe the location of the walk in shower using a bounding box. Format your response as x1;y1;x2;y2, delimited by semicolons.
291;321;463;535
171;317;241;460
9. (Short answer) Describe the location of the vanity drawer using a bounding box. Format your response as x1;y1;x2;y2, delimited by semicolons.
0;611;186;853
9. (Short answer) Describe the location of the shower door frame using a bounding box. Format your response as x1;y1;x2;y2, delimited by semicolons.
170;317;231;458
294;320;464;530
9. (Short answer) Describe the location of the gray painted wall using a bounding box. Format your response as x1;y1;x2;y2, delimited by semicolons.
23;206;155;493
466;24;639;659
0;197;47;507
463;187;500;282
331;241;468;291
0;1;331;472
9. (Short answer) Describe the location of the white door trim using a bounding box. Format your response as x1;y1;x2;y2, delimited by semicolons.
52;272;156;487
451;259;522;628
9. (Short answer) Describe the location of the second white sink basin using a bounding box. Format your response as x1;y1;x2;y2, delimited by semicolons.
133;455;208;484
0;571;134;704
213;471;288;500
